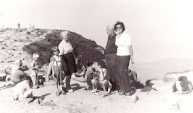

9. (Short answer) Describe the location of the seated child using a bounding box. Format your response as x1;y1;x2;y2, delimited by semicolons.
91;62;112;94
13;76;33;101
3;60;28;86
173;76;193;94
11;60;27;84
47;46;67;96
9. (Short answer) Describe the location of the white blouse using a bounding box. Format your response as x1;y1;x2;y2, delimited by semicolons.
115;31;132;56
58;40;73;55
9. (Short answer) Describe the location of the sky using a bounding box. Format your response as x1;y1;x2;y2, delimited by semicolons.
0;0;193;62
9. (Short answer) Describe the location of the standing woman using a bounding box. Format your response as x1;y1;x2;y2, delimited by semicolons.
58;31;76;92
114;21;134;96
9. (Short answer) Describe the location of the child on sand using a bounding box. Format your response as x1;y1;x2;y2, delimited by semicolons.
30;53;40;89
91;62;112;94
13;76;33;101
47;46;67;96
173;76;193;94
11;60;27;84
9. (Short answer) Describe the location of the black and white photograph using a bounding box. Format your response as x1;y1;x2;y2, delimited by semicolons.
0;0;193;113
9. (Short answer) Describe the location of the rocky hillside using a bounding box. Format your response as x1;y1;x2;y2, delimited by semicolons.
0;28;105;71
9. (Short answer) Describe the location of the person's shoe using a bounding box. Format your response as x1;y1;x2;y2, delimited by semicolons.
84;86;92;90
38;98;43;104
32;85;39;89
124;92;133;96
62;91;66;95
125;88;136;96
56;91;61;96
91;89;97;93
130;87;137;95
67;89;74;93
119;91;125;95
94;91;99;95
103;92;112;97
84;87;89;90
45;78;50;82
107;91;111;94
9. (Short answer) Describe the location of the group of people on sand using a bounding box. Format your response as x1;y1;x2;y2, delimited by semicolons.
10;30;77;100
72;21;136;96
46;31;77;95
9;21;137;102
105;21;135;96
72;61;113;94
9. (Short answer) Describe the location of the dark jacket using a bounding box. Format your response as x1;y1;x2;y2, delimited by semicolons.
104;34;117;55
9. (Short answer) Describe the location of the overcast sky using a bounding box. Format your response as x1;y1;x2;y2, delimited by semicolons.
0;0;193;62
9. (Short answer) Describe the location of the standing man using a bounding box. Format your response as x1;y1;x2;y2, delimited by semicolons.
104;25;119;90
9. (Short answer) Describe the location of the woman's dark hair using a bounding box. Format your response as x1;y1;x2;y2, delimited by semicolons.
114;21;125;31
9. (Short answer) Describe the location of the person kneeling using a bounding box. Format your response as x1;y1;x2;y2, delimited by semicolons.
91;63;112;94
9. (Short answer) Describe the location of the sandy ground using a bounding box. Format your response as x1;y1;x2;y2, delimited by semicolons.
0;79;181;113
1;28;193;113
2;77;193;113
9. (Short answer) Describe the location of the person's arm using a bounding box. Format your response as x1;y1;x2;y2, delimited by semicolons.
58;42;64;56
72;76;87;82
125;34;134;64
129;45;134;64
72;73;87;82
47;61;53;77
98;69;105;81
31;61;39;70
26;81;31;90
76;70;86;77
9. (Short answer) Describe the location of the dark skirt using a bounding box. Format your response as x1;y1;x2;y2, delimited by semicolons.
61;53;76;75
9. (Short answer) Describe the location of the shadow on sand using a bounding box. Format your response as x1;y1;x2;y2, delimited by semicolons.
71;83;85;91
0;84;16;91
28;93;51;104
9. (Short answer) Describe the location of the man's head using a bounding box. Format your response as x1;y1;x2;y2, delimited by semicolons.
106;25;114;36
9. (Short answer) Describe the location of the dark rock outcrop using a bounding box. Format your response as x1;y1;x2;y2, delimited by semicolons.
22;29;105;67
